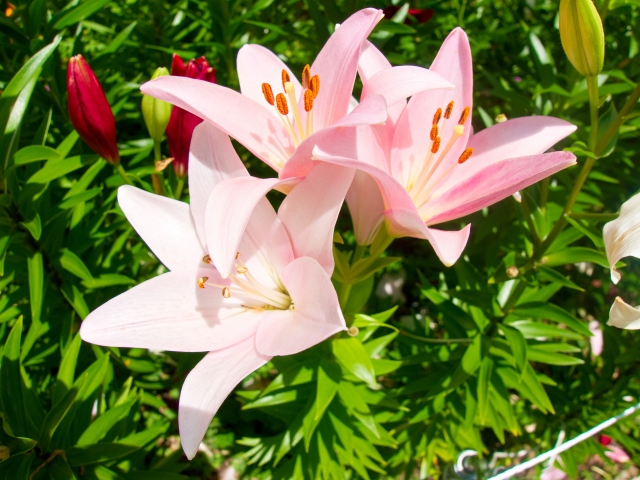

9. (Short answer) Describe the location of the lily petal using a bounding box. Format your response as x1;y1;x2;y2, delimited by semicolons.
423;151;577;225
310;8;384;130
118;186;203;271
179;336;271;459
346;171;386;246
603;193;640;284
279;163;355;276
457;116;577;184
80;269;260;352
358;40;391;83
385;207;471;266
141;76;293;171
391;27;473;188
189;123;248;246
608;296;640;330
205;176;298;278
361;66;454;108
237;44;302;113
255;257;345;356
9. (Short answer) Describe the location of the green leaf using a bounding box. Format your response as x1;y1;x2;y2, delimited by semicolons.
564;216;605;249
0;318;28;436
331;338;377;387
13;145;62;165
77;398;137;446
27;252;43;324
20;214;41;241
52;334;83;404
66;443;140;466
542;247;609;268
510;320;583;340
59;249;93;283
98;21;138;56
536;265;584;291
0;453;32;479
54;0;113;29
347;256;401;284
27;155;98;184
39;373;87;451
596;102;618;158
499;324;527;375
48;455;77;480
527;346;584;365
60;284;90;320
511;302;591;337
315;360;341;420
477;357;493;424
0;417;36;457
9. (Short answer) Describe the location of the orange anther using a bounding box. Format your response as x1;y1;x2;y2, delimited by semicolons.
458;147;474;164
281;70;290;89
235;252;241;259
431;137;441;154
458;106;470;125
202;255;212;264
276;93;289;115
430;124;438;141
222;287;231;298
433;108;442;125
302;64;311;89
197;277;208;289
444;101;454;119
261;83;274;105
304;89;314;112
310;75;320;98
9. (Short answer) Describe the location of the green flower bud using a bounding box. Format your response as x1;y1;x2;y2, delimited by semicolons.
559;0;605;77
142;67;172;142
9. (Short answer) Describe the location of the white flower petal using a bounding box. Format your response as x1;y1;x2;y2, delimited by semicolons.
603;193;640;284
608;296;640;330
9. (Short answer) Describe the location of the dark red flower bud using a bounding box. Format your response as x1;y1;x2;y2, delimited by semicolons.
167;54;216;177
599;435;612;446
67;55;119;164
383;6;434;24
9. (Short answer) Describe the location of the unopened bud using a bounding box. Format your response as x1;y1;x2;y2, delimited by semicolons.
506;266;519;278
348;326;359;336
142;67;173;143
559;0;605;77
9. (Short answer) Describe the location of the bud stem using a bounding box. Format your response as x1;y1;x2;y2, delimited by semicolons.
115;163;132;186
151;140;165;196
175;177;186;201
586;75;600;152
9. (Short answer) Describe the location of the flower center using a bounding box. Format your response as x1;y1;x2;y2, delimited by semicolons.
407;100;474;208
262;65;321;155
197;253;292;312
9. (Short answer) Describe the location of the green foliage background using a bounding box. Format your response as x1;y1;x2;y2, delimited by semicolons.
1;0;640;478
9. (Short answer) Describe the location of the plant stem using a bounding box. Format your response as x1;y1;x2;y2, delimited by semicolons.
595;82;640;155
519;194;540;246
399;330;473;344
587;75;600;152
567;211;618;222
174;176;186;200
115;163;132;185
151;140;165;196
338;244;369;311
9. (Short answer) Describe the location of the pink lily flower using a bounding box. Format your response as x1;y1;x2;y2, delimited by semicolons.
140;8;454;275
80;123;352;459
312;28;578;265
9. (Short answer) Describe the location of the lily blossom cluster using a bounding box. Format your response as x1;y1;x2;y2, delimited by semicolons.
604;194;640;329
81;8;577;458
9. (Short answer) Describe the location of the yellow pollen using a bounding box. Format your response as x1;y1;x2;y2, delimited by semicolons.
444;101;454;119
304;89;314;112
458;106;470;125
222;287;231;298
302;64;311;89
310;75;320;99
202;255;211;264
431;136;441;154
433;108;442;125
281;69;290;89
430;124;438;141
458;147;474;164
236;266;248;274
198;277;208;289
276;93;289;115
261;83;274;105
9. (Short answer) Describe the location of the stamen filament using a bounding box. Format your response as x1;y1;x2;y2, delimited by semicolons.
285;82;305;141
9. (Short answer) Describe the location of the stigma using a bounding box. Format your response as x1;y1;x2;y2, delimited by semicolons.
261;65;321;149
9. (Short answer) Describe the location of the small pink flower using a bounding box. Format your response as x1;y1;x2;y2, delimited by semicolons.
383;6;434;24
598;434;612;446
313;29;577;264
605;445;630;463
80;123;351;459
166;54;216;177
